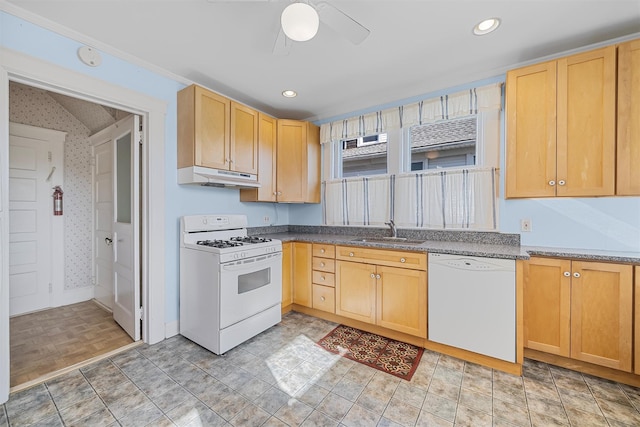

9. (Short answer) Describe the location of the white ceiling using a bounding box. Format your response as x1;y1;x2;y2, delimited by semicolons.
5;0;640;122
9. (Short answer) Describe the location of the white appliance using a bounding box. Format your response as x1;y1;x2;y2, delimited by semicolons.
177;166;260;188
428;253;516;362
180;214;282;355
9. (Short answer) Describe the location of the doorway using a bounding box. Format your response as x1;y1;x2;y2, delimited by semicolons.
1;47;167;404
7;83;142;389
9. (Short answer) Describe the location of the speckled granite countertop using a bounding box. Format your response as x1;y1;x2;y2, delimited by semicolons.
249;225;640;263
524;246;640;264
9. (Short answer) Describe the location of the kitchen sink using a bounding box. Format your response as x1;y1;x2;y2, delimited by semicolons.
351;237;426;245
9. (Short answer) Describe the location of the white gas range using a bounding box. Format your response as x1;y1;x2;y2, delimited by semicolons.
179;214;282;355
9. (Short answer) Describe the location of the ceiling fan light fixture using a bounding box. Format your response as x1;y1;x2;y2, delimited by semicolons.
281;2;320;42
473;18;501;35
282;90;298;98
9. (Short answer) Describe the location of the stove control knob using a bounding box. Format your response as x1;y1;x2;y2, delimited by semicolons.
242;252;247;258
202;218;207;224
234;253;239;259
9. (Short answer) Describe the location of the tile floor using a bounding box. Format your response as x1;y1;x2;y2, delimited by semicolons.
2;312;640;426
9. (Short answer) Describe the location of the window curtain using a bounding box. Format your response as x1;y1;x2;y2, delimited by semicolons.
323;168;498;230
319;83;502;144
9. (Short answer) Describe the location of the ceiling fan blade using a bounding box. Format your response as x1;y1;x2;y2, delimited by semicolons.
272;27;291;56
314;1;370;45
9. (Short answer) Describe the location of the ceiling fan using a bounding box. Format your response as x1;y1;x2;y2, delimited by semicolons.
208;0;370;55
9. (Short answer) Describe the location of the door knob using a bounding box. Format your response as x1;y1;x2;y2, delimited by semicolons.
573;272;581;278
105;237;113;246
370;273;375;278
549;180;556;186
563;271;570;277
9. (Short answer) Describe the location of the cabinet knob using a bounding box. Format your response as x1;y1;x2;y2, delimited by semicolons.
558;180;566;186
349;252;354;257
277;191;282;196
320;296;325;302
320;276;325;281
320;262;325;267
370;273;375;279
320;249;325;254
400;258;406;263
376;274;381;280
573;272;581;278
548;180;556;186
563;271;571;277
273;192;277;196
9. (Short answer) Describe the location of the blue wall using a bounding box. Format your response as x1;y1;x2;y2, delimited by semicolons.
2;11;638;330
1;11;289;325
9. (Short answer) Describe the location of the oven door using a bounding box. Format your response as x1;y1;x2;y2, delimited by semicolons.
219;252;282;329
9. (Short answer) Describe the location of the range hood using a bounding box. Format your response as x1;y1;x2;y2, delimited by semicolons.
178;166;261;188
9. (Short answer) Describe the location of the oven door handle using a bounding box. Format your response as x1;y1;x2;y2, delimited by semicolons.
221;253;282;272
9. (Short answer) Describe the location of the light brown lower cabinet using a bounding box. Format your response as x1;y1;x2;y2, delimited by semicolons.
281;242;293;309
524;257;633;372
335;255;427;339
292;242;313;307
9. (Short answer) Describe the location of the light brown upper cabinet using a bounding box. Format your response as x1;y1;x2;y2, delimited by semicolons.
506;46;616;198
276;120;321;203
240;113;278;201
178;84;258;175
617;39;640;196
241;118;321;203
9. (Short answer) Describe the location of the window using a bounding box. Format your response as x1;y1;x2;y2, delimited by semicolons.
339;133;387;177
408;116;477;171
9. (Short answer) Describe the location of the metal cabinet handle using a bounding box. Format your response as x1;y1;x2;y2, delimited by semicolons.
573;272;581;278
400;258;406;263
376;274;381;279
370;273;375;279
558;180;566;186
548;180;556;186
349;252;354;257
105;237;113;246
563;271;570;277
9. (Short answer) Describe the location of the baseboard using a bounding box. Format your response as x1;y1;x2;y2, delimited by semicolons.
165;320;179;338
55;286;94;307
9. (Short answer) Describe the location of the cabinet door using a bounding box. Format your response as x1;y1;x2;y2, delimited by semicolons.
570;261;633;371
617;39;640;196
306;122;321;203
240;113;277;202
277;120;307;202
230;102;258;175
635;266;640;375
335;260;376;323
281;242;293;308
557;46;616;197
195;86;230;170
523;257;571;356
376;265;427;338
292;242;313;307
505;61;557;198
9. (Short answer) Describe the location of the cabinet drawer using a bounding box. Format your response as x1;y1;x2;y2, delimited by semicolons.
312;284;335;313
335;246;427;271
313;244;335;258
313;270;335;287
313;257;335;273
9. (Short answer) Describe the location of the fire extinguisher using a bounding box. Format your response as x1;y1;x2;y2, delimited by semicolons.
52;186;63;216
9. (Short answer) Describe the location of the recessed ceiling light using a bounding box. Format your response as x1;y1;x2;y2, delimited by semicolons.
282;90;297;98
473;18;501;36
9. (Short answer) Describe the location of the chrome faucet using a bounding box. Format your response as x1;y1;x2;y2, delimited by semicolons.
385;219;397;238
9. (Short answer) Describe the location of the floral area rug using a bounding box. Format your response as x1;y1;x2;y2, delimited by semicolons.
316;325;423;381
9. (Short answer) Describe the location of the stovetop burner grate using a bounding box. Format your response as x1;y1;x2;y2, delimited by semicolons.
230;236;273;244
196;239;244;249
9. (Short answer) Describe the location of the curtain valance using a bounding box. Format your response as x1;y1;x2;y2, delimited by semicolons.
320;83;502;144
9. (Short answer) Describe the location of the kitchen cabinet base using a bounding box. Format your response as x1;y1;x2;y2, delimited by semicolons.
292;304;425;348
424;339;522;376
291;305;523;375
525;348;640;388
282;304;293;315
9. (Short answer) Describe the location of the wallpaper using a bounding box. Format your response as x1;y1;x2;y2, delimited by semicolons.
9;82;93;291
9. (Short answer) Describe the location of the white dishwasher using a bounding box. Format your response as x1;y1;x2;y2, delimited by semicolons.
428;253;516;362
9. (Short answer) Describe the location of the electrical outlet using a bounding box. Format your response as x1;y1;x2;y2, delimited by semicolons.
263;215;270;225
520;219;532;232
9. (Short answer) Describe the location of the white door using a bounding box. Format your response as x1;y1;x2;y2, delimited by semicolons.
8;125;64;316
93;141;114;309
112;115;141;341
